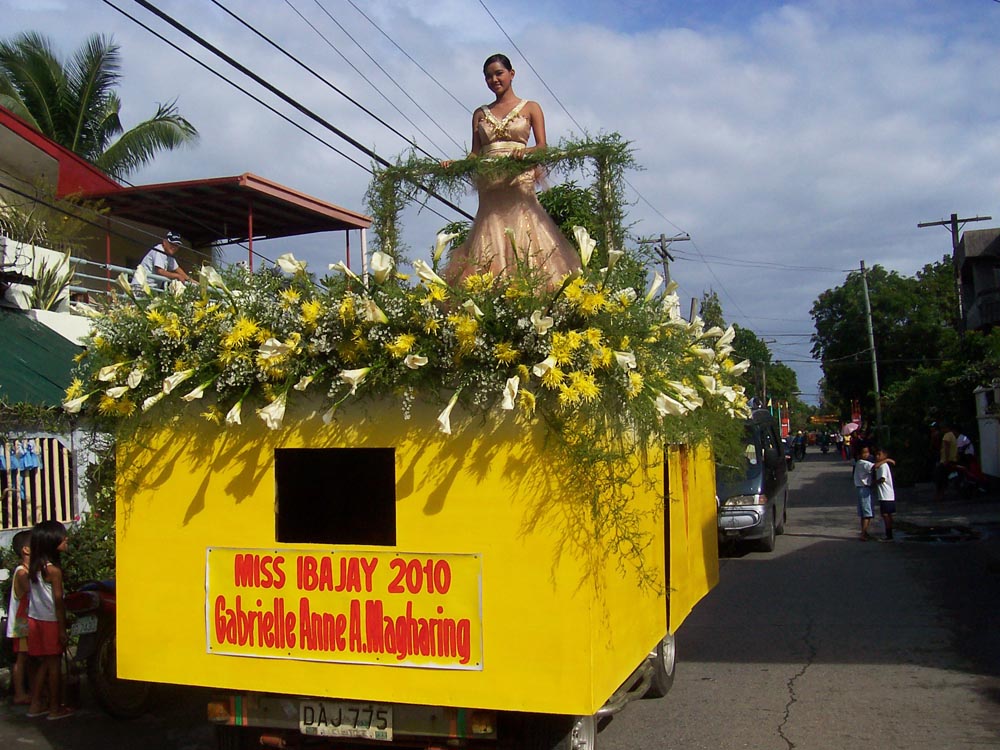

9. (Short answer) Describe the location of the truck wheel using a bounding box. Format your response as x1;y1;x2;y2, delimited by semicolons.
87;628;153;719
644;632;676;698
757;509;776;552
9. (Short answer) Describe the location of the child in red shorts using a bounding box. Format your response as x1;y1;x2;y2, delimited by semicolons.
27;520;74;720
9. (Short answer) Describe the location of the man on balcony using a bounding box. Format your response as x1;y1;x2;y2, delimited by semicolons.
134;230;191;289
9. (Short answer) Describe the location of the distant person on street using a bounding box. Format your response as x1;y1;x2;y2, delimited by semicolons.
134;230;190;289
872;447;896;540
854;445;875;540
934;420;959;501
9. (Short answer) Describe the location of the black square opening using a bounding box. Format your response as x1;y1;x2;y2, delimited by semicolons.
275;448;396;545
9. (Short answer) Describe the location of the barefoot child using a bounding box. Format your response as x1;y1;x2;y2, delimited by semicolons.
5;529;31;705
873;447;896;540
27;520;74;720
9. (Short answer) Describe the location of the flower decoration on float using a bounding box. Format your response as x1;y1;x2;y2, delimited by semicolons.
65;225;749;464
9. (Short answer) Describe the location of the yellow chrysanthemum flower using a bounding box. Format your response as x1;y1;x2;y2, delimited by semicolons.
115;397;137;417
493;341;520;364
563;277;586;305
549;331;583;365
301;299;323;328
386;333;417;358
540;365;565;389
424;285;448;304
97;394;119;415
578;289;608;316
65;378;84;400
517;364;531;383
223;316;260;349
201;406;223;425
145;309;166;327
447;314;479;356
280;288;301;307
584;328;603;347
162;313;183;341
558;384;582;408
569;371;600;402
518;388;536;415
589;346;614;370
626;371;644;399
423;317;441;334
339;296;356;324
463;272;495;294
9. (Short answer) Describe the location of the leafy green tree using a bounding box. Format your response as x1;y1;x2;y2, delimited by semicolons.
0;32;198;180
699;290;725;329
810;258;959;420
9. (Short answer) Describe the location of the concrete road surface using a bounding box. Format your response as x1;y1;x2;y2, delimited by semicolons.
2;450;999;749
599;450;1000;749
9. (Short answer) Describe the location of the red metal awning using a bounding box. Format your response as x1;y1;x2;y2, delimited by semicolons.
85;173;370;247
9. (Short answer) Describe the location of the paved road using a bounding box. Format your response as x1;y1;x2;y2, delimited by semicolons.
3;451;999;749
599;450;1000;749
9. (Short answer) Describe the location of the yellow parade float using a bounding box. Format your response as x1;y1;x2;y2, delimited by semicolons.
67;137;748;748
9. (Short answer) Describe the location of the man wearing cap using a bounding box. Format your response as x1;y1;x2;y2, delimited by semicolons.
134;230;191;288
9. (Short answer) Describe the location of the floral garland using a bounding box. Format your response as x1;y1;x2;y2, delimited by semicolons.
65;230;748;438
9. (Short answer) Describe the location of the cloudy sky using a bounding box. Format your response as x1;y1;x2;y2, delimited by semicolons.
5;0;1000;405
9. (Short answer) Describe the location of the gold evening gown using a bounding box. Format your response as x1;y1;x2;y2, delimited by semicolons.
444;99;582;286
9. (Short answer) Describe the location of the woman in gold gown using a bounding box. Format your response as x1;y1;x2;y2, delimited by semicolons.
444;54;581;287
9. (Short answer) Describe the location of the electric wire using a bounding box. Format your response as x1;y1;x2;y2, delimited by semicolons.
306;0;466;153
125;0;473;221
207;0;452;160
342;0;472;114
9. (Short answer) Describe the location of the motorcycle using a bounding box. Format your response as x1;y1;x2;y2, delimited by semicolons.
65;580;153;719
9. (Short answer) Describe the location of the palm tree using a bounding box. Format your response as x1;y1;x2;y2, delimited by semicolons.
0;31;198;180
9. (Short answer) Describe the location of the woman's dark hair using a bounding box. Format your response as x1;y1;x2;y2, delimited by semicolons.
29;519;67;582
483;53;513;73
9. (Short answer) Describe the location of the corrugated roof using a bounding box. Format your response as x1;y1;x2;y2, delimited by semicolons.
85;173;371;247
0;308;82;407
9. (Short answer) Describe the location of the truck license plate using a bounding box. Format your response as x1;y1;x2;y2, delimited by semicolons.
70;614;98;636
299;701;392;742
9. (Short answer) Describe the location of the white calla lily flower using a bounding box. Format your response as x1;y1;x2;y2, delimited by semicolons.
698;375;717;393
645;272;664;302
116;272;132;294
162;368;195;394
369;251;394;283
532;355;557;378
142;392;165;412
168;279;186;297
691;347;716;363
105;386;129;399
530;309;554;335
607;249;623;269
199;265;227;292
329;261;361;282
500;376;520;411
275;253;307;275
462;299;484;318
294;375;314;391
728;359;751;377
614;351;637;371
225;400;243;425
339;367;371;395
127;367;144;389
413;258;447;286
132;265;151;295
433;232;460;263
437;391;460;435
572;226;597;267
181;382;209;401
257;394;287;430
258;338;293;360
700;326;725;340
654;391;687;417
98;362;127;382
718;326;736;347
404;354;428;369
361;298;388;324
62;394;90;414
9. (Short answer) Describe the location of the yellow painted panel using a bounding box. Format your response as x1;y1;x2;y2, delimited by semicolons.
116;400;713;715
667;445;720;633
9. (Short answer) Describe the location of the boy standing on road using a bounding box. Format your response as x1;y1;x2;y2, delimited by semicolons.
873;447;896;540
853;445;875;540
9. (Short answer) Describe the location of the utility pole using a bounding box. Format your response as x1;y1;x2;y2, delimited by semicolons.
917;212;991;326
859;261;882;440
637;232;690;286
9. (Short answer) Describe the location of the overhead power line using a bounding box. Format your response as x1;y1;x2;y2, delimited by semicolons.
302;0;465;153
125;0;473;221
